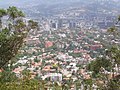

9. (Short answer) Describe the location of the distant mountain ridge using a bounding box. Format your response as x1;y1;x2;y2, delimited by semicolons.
0;0;120;8
0;0;120;17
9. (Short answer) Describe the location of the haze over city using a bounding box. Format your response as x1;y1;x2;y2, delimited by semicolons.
0;0;120;90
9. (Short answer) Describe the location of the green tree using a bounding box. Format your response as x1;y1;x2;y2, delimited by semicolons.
0;7;38;68
0;70;40;90
7;6;25;21
98;16;120;90
87;57;112;76
102;78;120;90
0;9;7;28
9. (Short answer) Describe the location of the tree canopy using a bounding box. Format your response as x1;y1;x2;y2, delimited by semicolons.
0;6;38;68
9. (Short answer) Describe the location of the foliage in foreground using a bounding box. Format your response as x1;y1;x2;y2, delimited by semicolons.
0;6;38;68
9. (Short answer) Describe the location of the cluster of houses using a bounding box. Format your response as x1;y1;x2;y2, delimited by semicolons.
9;26;108;89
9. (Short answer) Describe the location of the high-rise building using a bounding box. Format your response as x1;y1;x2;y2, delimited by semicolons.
69;21;76;29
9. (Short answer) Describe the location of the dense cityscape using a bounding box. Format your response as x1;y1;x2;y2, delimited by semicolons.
0;0;120;90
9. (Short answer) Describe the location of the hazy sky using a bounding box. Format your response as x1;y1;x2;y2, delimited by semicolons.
0;0;119;8
0;0;82;8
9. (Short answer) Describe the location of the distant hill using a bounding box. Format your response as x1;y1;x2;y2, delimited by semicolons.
0;0;120;17
0;0;120;8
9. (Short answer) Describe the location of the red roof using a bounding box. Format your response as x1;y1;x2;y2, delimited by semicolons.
45;41;53;48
